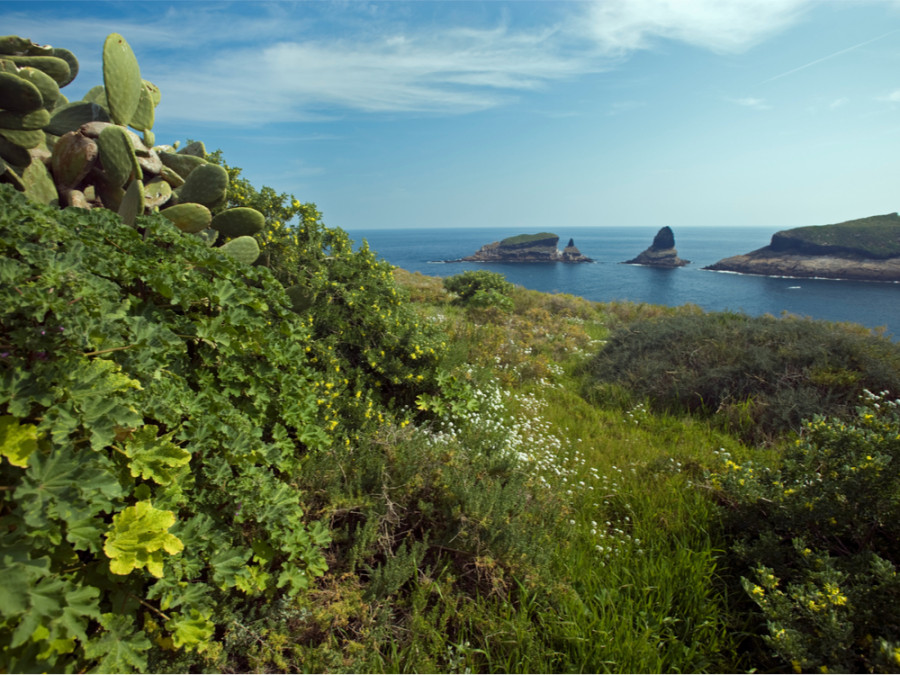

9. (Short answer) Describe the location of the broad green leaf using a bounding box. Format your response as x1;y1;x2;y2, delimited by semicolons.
0;415;39;467
103;500;184;578
210;546;251;590
123;425;190;484
165;608;215;651
83;613;151;674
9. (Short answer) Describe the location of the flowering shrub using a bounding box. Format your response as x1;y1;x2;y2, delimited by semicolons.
712;391;900;672
583;312;900;443
443;270;514;311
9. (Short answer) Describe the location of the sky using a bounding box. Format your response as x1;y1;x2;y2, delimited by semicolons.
3;0;900;231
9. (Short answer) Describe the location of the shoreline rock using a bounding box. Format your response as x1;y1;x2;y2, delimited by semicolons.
704;213;900;282
704;250;900;282
623;226;689;268
443;232;594;263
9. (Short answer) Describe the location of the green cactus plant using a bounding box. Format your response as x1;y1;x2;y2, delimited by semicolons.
160;202;212;233
175;162;228;208
0;32;266;267
158;150;205;179
219;235;261;265
210;206;265;238
97;123;140;186
0;71;43;112
118;177;144;226
45;101;110;136
102;33;141;127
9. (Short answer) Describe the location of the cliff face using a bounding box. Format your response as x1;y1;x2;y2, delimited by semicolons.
623;226;689;268
704;214;900;282
459;233;593;263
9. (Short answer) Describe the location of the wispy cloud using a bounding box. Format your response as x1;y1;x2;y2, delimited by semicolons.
829;97;849;109
582;0;812;55
877;90;900;103
729;96;772;110
760;28;900;84
0;1;815;125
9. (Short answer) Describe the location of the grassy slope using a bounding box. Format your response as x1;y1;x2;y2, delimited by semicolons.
773;212;900;258
386;270;761;673
498;232;559;247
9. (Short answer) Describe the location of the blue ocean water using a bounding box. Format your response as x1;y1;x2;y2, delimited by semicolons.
345;226;900;338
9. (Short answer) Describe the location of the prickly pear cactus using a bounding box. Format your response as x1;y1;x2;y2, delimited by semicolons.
0;32;265;265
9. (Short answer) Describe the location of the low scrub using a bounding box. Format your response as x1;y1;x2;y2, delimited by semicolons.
711;391;900;672
581;311;900;443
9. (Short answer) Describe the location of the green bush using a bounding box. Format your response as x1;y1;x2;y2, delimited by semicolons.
211;154;445;419
711;391;900;672
0;179;450;672
443;270;514;311
581;312;900;443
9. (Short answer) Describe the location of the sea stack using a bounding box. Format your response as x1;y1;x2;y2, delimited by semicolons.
624;226;690;268
457;232;593;263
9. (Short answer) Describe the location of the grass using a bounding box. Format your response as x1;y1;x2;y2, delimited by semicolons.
328;274;762;673
245;272;869;673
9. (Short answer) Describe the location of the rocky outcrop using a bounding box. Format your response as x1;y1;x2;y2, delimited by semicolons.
455;233;593;263
704;214;900;282
623;226;689;268
704;250;900;281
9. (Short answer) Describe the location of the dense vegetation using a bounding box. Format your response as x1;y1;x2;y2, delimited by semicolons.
771;212;900;258
2;30;900;675
581;311;900;444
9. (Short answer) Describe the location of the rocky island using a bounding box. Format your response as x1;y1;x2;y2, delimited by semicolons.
704;213;900;282
623;226;689;268
450;232;593;263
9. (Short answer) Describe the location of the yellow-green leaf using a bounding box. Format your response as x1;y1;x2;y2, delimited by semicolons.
103;501;184;578
0;415;39;467
123;425;190;485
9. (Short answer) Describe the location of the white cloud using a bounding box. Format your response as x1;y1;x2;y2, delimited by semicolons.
829;97;849;109
729;96;772;110
0;1;814;124
582;0;812;55
877;89;900;102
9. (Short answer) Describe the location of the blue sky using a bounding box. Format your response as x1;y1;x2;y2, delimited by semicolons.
3;1;900;230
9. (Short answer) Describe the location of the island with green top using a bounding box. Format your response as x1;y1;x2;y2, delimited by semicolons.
704;213;900;282
446;232;594;263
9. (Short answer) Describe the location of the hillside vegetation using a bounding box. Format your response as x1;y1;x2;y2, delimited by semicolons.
771;212;900;258
2;31;900;675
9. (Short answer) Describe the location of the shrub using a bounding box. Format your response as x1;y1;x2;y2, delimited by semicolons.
0;185;338;671
443;270;514;310
711;391;900;672
581;312;900;443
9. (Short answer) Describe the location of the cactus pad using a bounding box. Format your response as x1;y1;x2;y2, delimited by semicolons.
97;124;139;186
160;202;211;233
22;158;58;205
128;82;155;132
16;66;60;111
102;33;141;126
219;235;260;265
49;47;78;87
158;151;205;179
177;140;205;157
118;178;144;226
2;54;70;86
175;162;228;208
142;178;171;209
0;108;50;130
0;72;43;112
0;127;44;149
45;101;110;136
210;207;265;238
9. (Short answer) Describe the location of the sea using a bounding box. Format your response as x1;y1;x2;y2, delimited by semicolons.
344;226;900;339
